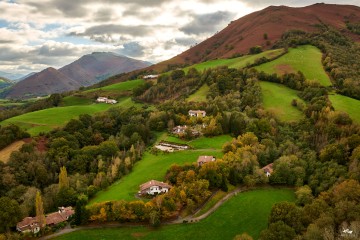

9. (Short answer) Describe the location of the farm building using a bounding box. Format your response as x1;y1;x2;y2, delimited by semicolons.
143;74;159;79
197;155;216;166
188;110;206;117
172;125;188;134
17;207;74;234
139;180;172;195
262;163;274;177
96;97;117;104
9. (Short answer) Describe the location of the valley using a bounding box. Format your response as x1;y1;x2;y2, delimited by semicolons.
0;3;360;240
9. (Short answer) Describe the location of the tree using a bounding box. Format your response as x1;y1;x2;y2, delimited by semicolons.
35;191;46;232
259;221;296;240
295;185;314;206
59;166;69;189
149;210;160;227
74;194;89;225
233;233;253;240
0;197;21;233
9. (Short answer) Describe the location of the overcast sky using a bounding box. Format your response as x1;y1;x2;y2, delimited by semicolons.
0;0;359;75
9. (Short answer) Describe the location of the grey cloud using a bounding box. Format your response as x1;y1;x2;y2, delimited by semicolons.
71;24;154;37
94;8;114;22
118;42;145;58
37;45;75;57
180;11;235;35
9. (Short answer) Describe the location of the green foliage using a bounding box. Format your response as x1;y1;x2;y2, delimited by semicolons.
0;124;30;150
329;94;360;123
0;197;22;233
249;46;263;54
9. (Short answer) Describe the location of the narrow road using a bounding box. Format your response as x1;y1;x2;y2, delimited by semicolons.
40;186;248;240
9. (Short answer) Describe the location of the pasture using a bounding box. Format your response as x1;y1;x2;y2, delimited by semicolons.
255;45;332;86
185;49;284;73
187;84;210;102
56;188;295;240
329;94;360;123
260;81;304;122
84;79;145;93
89;135;232;203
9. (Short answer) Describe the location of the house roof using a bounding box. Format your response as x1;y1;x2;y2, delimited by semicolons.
17;217;38;231
261;163;274;173
46;207;74;225
189;110;206;114
197;156;215;164
139;180;172;191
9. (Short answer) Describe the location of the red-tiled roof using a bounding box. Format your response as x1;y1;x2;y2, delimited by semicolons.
261;163;274;173
139;180;172;192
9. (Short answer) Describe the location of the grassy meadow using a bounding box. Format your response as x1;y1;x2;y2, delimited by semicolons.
329;94;360;123
89;135;232;204
260;81;304;122
185;49;284;73
187;84;210;102
255;45;332;86
57;188;295;240
84;79;145;93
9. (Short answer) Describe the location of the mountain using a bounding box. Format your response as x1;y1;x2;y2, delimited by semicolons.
16;72;37;82
0;77;14;90
5;52;151;98
59;52;151;86
5;68;81;98
155;3;360;70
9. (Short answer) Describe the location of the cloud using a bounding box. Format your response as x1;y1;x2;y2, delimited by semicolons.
118;42;146;58
180;11;235;35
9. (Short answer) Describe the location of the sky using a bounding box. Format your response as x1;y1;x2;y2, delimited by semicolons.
0;0;359;76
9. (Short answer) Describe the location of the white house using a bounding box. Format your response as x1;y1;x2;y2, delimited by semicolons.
197;156;216;166
188;110;206;117
143;74;159;79
261;163;274;177
139;180;172;195
96;97;117;104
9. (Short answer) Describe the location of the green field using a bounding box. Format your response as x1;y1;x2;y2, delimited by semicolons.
187;84;210;102
329;94;360;123
255;45;332;86
260;81;304;122
56;188;295;240
185;49;284;73
0;97;142;136
62;96;92;106
84;79;145;93
89;135;232;204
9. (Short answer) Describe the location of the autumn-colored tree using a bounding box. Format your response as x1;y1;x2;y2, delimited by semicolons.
35;191;46;231
59;166;69;189
233;233;253;240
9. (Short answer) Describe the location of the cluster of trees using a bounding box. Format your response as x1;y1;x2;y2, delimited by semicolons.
0;125;29;150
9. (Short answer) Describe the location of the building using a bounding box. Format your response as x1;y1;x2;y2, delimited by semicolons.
172;125;187;134
197;155;216;166
139;180;172;195
188;110;206;117
143;74;159;79
262;163;274;177
96;97;117;104
17;207;74;234
154;145;174;152
16;217;40;234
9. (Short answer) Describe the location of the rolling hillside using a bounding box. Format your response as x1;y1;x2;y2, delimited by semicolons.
4;53;151;99
154;3;360;71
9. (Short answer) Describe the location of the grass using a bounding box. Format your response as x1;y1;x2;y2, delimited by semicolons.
55;188;295;240
62;96;92;106
193;190;228;217
187;84;210;102
89;135;232;204
185;49;284;73
260;81;304;122
255;45;332;86
329;94;360;123
1;97;142;136
0;140;25;163
84;79;145;93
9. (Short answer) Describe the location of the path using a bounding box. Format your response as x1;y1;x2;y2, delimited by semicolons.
40;186;247;239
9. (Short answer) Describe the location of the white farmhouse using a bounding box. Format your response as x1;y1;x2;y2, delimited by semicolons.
188;110;206;117
139;180;172;195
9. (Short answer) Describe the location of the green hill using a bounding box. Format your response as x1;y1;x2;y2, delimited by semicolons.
57;188;295;240
255;45;332;86
260;81;304;122
89;135;232;204
329;94;360;123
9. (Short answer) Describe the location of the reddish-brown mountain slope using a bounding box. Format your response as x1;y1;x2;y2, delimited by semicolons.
59;52;151;86
5;67;81;98
155;3;360;70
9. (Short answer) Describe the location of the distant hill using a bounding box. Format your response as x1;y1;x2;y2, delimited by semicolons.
154;3;360;70
16;72;37;82
5;67;80;98
0;77;14;91
5;52;151;98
